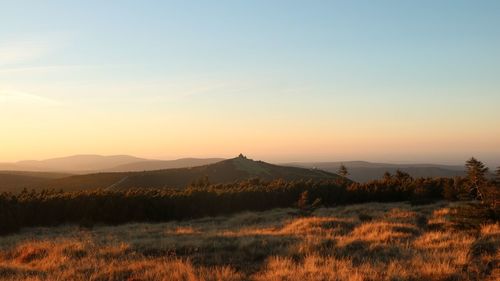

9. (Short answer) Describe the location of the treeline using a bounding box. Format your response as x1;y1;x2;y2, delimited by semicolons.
3;179;344;235
0;177;433;235
1;168;498;235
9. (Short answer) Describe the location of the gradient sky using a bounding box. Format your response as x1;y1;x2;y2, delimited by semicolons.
1;0;499;166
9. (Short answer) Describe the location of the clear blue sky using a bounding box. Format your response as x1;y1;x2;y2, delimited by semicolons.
1;1;499;166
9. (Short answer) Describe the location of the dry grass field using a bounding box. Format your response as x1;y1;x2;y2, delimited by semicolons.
0;201;498;281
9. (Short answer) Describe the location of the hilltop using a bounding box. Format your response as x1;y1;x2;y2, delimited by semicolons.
32;155;341;191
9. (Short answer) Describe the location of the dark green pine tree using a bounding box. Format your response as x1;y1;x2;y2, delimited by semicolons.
465;157;489;200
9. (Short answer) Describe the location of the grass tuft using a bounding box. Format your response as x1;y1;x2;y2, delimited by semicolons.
0;201;496;280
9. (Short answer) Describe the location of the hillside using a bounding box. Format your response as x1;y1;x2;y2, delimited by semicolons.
285;161;466;182
0;171;71;193
35;155;341;191
103;158;225;172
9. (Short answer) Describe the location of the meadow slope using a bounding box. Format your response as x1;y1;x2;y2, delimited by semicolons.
0;201;498;281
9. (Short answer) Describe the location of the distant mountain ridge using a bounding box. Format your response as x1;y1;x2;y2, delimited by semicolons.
284;161;466;182
0;155;227;192
0;155;224;173
0;155;146;172
2;155;488;192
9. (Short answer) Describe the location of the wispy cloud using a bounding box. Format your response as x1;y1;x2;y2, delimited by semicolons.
0;89;61;106
0;33;67;67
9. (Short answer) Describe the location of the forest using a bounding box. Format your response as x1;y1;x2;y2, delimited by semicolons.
1;158;498;235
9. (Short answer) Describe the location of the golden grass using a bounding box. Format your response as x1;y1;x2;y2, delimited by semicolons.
0;201;497;281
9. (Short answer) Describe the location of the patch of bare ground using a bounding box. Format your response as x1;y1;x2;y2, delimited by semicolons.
0;201;497;281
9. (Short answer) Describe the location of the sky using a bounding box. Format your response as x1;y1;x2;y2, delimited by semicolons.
1;0;499;166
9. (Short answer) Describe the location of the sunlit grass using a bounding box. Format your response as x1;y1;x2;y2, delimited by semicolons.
0;201;497;280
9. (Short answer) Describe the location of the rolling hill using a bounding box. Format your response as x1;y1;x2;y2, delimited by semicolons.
33;155;342;191
284;161;466;182
0;155;147;172
103;158;225;172
0;171;71;193
2;156;480;192
0;155;225;173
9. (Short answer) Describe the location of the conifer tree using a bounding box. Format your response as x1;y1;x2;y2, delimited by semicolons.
383;171;392;182
465;157;488;200
395;169;412;183
338;163;349;178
